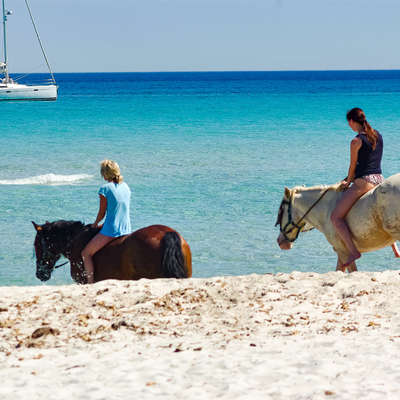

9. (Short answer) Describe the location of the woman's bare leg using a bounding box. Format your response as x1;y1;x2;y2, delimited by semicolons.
331;180;375;268
81;233;114;284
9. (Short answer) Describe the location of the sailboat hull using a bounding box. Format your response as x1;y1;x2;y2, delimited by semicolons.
0;84;57;101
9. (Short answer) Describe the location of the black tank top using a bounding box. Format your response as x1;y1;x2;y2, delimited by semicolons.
354;131;383;179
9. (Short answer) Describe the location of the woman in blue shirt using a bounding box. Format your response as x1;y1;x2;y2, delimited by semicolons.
82;160;131;283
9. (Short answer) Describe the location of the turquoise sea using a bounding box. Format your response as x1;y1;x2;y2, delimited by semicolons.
1;71;400;286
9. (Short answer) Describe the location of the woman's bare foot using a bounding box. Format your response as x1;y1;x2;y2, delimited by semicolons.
86;273;94;284
340;251;361;270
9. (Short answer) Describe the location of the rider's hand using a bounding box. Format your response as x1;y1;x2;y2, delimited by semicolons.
338;180;351;191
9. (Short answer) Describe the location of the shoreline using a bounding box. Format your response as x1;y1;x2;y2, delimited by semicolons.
1;271;400;399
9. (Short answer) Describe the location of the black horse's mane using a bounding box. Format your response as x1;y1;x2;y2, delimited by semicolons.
46;219;84;226
42;220;86;234
39;220;100;259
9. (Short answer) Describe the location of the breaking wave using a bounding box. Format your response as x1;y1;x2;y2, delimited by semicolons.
0;173;93;185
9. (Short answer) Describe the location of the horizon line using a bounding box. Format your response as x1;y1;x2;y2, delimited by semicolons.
9;68;400;75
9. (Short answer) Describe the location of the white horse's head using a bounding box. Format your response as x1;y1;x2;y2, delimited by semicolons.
275;186;317;250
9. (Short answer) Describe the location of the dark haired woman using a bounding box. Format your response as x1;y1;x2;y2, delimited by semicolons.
331;108;386;270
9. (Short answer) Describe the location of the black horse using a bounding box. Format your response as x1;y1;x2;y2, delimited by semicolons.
32;220;192;284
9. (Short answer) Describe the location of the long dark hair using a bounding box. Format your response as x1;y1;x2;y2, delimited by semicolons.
346;107;378;150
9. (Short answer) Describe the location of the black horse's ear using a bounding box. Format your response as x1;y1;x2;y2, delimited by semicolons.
32;221;42;231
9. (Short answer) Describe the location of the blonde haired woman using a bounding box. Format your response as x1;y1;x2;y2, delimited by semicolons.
82;160;131;283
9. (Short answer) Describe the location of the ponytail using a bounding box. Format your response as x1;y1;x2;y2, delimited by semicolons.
346;107;378;150
362;120;378;150
113;174;123;184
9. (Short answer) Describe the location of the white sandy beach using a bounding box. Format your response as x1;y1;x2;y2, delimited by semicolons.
1;271;400;399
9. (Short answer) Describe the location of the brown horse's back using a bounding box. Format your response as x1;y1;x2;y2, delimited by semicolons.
92;225;192;282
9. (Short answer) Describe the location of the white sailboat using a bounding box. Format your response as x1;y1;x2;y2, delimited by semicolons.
0;0;57;101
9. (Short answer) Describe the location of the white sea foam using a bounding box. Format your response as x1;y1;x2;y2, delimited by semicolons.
0;173;92;185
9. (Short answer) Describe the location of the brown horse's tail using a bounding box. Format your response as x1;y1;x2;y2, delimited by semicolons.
161;231;187;278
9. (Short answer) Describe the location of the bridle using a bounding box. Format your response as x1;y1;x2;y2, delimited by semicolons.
36;234;69;271
33;220;88;282
276;188;330;242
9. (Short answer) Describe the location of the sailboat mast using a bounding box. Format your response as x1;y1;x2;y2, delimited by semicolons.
24;0;56;85
1;0;9;82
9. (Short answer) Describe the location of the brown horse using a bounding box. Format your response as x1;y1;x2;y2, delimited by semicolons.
32;220;192;284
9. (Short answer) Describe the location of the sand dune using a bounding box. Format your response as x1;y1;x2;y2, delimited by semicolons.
1;271;400;399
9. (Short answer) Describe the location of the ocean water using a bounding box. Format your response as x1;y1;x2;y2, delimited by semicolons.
1;70;400;286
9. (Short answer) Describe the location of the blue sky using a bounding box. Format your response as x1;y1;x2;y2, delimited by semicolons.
3;0;400;73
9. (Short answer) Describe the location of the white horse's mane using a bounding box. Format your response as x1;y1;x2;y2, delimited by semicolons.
291;182;341;193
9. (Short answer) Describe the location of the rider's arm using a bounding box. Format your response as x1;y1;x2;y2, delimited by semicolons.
92;194;107;228
342;137;362;187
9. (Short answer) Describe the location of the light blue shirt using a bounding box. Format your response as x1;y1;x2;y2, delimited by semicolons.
98;181;131;237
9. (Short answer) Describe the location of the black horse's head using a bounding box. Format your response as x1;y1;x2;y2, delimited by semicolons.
32;220;84;281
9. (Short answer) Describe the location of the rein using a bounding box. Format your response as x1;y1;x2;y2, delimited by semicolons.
54;260;69;269
278;188;330;242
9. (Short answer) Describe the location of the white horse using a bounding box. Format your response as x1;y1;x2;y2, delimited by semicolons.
276;173;400;272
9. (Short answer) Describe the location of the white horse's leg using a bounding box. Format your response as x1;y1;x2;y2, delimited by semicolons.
336;256;345;272
347;261;357;272
391;243;400;258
